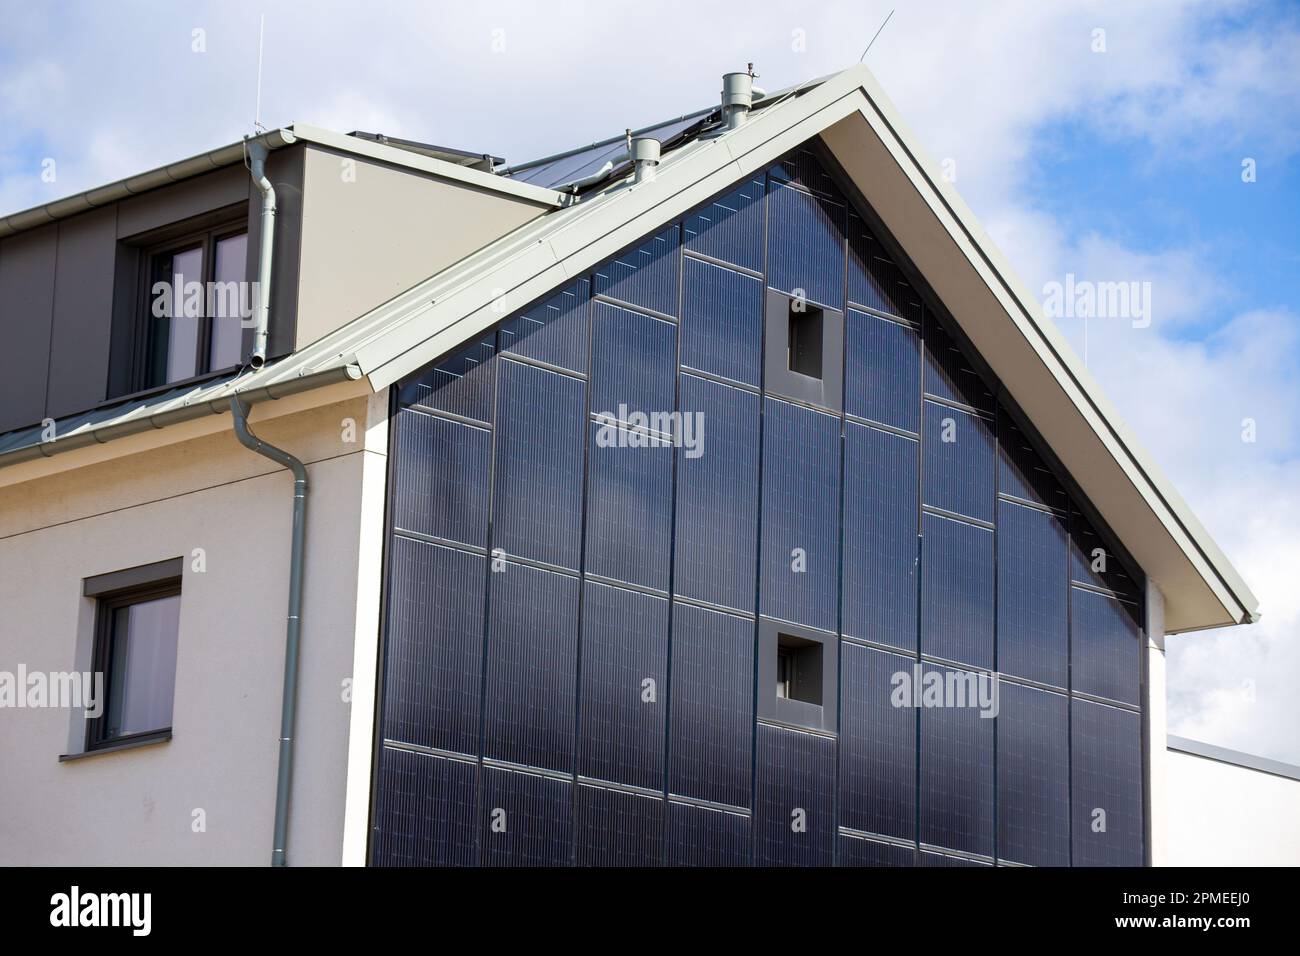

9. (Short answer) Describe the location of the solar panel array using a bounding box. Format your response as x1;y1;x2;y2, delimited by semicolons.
373;144;1146;867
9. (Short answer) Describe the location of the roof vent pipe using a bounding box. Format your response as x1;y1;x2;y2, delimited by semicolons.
631;138;661;184
721;66;766;130
244;137;276;369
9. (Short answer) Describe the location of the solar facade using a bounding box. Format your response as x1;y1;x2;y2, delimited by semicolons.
373;142;1146;867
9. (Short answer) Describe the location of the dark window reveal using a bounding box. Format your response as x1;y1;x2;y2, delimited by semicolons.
788;302;825;379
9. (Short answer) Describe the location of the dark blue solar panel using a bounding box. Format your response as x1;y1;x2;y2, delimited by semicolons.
668;603;753;807
768;147;842;199
507;113;704;188
499;278;590;374
766;181;846;311
680;256;763;386
842;422;919;652
923;311;994;412
997;500;1069;687
845;308;921;432
920;512;994;670
1071;587;1142;705
577;581;669;790
482;562;580;772
1070;509;1140;597
919;850;991;866
998;406;1067;510
754;723;836;866
480;767;573;867
760;398;841;633
491;359;585;569
666;800;751;867
919;664;995;857
922;399;994;523
838;835;917;867
584;421;673;591
383;537;484;755
839;643;916;841
590;301;677;424
997;682;1069;866
1071;698;1144;866
396;331;496;423
673;374;760;613
372;746;478;867
683;175;766;272
574;785;664;866
391;408;490;548
594;224;681;317
847;216;923;324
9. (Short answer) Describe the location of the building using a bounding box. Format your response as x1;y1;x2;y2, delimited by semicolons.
0;65;1277;866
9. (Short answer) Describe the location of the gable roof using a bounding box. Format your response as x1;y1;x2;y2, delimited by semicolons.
0;65;1257;634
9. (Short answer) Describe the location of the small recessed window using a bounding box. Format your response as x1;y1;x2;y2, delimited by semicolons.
788;302;824;379
85;568;182;751
776;633;823;706
142;226;248;389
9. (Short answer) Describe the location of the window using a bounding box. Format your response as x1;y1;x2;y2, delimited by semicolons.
763;289;843;412
758;617;837;732
787;302;824;378
141;225;248;389
83;559;183;751
776;635;822;704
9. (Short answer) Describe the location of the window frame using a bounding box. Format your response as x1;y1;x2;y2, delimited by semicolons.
133;220;249;392
84;574;183;753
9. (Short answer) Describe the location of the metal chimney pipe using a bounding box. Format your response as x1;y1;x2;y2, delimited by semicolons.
631;137;661;184
722;71;755;130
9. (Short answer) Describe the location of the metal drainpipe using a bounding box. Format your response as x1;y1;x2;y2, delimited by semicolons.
230;395;308;867
244;138;276;368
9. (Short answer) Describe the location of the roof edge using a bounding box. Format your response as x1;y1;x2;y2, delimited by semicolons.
1169;735;1300;783
0;123;569;241
0;362;364;469
835;67;1260;628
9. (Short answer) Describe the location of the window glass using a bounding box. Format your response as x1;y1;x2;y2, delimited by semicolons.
209;232;247;369
104;592;180;739
162;246;203;384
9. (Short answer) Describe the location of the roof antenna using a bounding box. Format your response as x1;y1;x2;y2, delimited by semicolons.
859;8;894;62
253;13;267;132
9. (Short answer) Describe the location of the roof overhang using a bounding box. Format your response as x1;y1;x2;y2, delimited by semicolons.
816;72;1259;632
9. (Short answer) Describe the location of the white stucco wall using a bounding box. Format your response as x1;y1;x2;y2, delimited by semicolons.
1164;742;1300;866
0;386;387;865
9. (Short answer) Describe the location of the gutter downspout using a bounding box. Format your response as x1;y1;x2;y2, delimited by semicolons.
230;395;307;867
245;138;276;368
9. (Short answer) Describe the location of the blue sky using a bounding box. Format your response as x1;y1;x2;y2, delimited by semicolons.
2;0;1298;760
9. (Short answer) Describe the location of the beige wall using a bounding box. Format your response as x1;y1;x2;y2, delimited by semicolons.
294;145;548;349
0;388;388;865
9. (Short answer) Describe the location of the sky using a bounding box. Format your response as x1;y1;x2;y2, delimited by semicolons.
1;0;1297;761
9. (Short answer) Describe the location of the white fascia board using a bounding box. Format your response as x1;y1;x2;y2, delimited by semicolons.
840;71;1258;628
356;74;866;389
287;124;568;209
